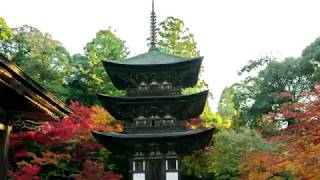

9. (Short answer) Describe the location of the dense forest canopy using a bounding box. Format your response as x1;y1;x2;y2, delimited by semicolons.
0;16;202;106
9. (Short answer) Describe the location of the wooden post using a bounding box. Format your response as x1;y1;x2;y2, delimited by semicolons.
0;122;12;179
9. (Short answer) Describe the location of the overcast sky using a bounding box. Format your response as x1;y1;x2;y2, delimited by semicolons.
1;0;320;110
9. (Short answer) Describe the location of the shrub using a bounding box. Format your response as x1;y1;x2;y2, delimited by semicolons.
8;101;123;179
208;128;278;178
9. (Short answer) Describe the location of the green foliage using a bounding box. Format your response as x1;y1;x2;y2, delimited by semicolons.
182;150;213;179
208;128;278;178
182;80;208;95
0;17;12;42
157;16;200;58
1;25;71;101
217;86;238;122
182;80;230;129
85;29;129;61
66;29;129;106
0;21;129;105
302;37;320;82
230;56;315;128
302;37;320;62
201;104;231;129
238;56;273;75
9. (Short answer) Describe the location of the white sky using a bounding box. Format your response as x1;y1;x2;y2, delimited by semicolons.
1;0;320;111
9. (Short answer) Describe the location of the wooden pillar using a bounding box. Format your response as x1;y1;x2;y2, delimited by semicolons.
0;122;12;179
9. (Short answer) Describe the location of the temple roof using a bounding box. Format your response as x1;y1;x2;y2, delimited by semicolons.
92;127;214;155
102;53;203;89
105;50;202;65
0;54;70;127
97;90;208;121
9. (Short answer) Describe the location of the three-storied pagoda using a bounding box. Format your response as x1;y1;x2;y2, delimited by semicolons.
92;1;214;180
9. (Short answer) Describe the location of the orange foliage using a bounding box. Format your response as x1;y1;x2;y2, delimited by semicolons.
242;86;320;179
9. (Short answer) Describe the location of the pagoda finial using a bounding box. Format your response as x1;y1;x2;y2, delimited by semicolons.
149;0;158;51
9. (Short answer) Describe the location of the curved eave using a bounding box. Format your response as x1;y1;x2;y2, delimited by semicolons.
102;57;203;89
97;90;208;121
92;127;214;155
103;56;203;67
0;54;70;119
98;89;208;102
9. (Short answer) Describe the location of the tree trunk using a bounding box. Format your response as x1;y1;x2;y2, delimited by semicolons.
0;123;12;180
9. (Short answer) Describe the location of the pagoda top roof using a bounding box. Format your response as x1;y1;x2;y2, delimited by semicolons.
104;50;202;66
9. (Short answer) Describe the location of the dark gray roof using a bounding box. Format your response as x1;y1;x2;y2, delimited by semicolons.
97;90;208;121
93;127;214;139
106;50;201;65
0;54;70;120
92;127;214;154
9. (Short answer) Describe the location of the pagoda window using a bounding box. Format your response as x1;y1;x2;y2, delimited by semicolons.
133;160;146;180
150;81;159;89
163;119;174;126
133;160;145;172
165;159;179;180
139;82;147;91
135;116;147;126
163;115;174;126
135;120;147;126
161;81;171;89
150;115;161;127
166;159;178;171
153;119;161;127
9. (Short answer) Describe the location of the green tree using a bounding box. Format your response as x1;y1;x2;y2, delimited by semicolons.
182;128;278;179
208;128;278;179
232;56;314;128
1;25;71;101
85;29;129;61
217;86;238;122
0;17;12;42
66;29;129;106
156;17;219;128
156;16;200;58
0;17;13;57
302;37;320;62
301;37;320;82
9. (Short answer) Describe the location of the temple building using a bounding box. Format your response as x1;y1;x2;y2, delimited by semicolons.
92;1;214;180
0;54;69;178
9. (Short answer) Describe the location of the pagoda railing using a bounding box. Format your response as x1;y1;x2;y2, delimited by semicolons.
127;86;181;96
124;120;187;133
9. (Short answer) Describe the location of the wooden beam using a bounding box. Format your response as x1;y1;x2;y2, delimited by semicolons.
0;122;12;179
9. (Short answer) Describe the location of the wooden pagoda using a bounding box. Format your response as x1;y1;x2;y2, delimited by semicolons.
92;1;214;180
0;54;69;179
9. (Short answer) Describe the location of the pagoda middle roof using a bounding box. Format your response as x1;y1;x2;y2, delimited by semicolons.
105;50;202;65
97;90;208;121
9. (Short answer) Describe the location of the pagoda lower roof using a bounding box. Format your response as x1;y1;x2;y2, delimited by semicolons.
92;127;214;155
102;51;203;89
97;90;208;121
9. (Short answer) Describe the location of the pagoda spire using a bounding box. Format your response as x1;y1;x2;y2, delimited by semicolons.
149;0;158;51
